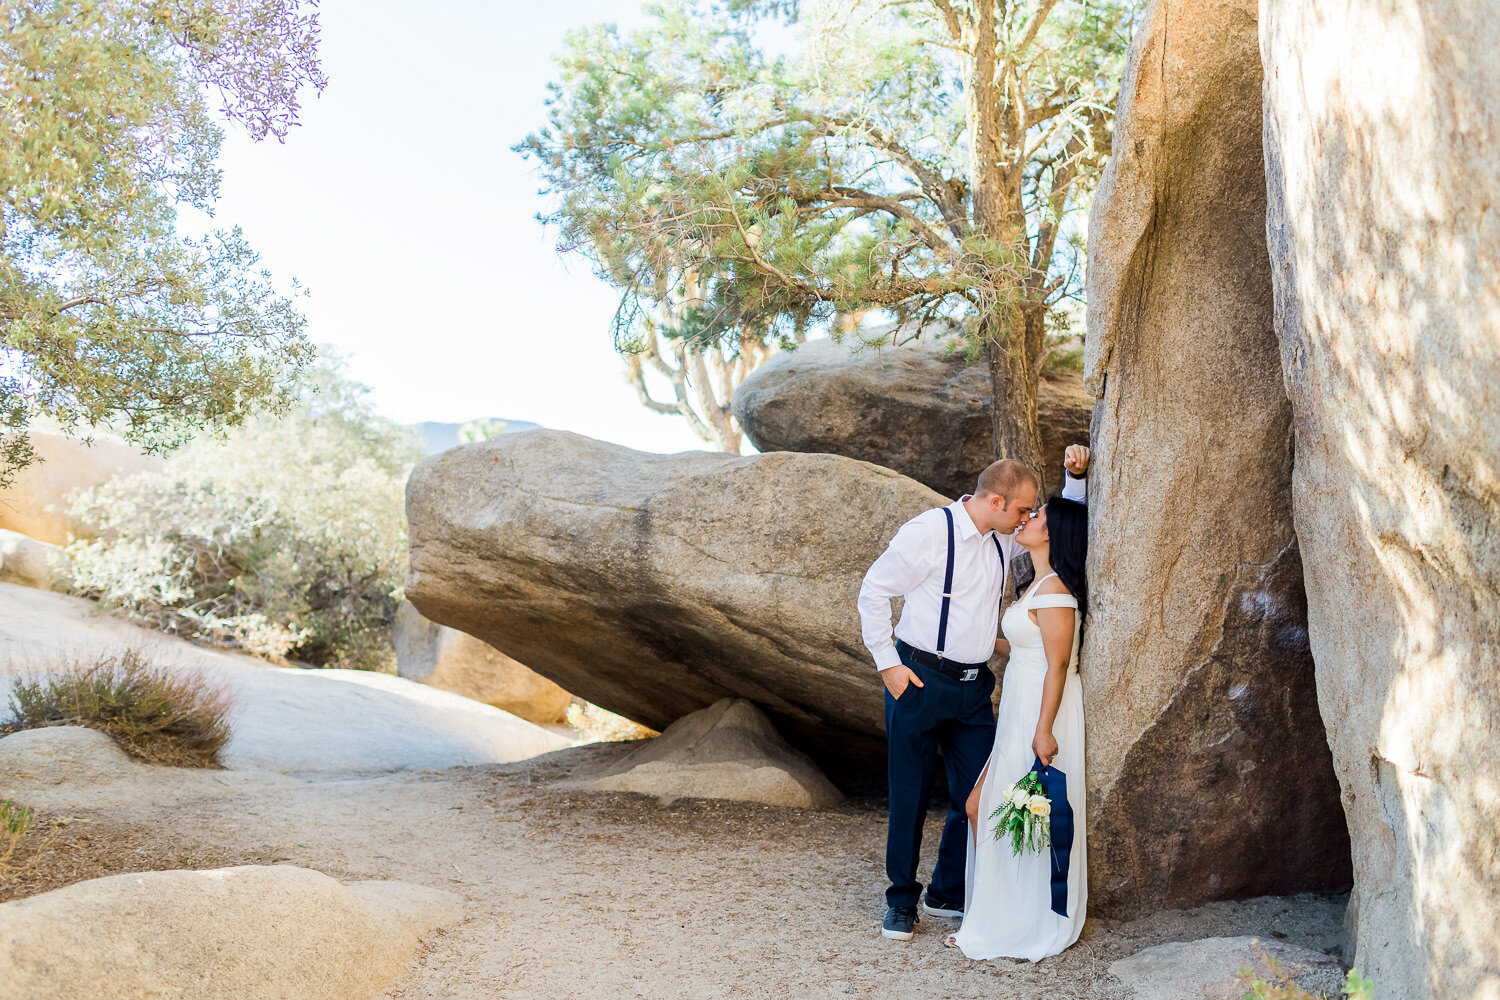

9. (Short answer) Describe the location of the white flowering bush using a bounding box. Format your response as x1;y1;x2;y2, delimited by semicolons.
66;358;422;670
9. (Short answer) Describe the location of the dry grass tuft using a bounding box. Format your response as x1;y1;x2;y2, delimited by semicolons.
2;648;235;767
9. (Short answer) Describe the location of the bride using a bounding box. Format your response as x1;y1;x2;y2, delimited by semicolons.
947;494;1088;960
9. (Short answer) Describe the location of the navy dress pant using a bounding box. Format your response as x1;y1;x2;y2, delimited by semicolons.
884;646;997;909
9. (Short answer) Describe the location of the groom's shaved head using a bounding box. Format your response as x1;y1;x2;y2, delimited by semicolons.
975;459;1039;500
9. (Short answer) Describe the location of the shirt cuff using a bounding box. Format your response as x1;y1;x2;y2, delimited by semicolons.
872;647;904;671
1060;466;1087;503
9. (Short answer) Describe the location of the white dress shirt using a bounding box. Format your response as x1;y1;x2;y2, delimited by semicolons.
858;471;1087;671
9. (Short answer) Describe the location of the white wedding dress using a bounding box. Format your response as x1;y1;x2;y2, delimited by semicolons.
950;572;1087;960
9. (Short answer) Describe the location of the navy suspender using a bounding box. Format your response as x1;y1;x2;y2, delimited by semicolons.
934;506;1007;663
935;508;957;657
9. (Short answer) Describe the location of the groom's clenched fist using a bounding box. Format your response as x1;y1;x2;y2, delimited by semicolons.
1064;444;1090;475
882;664;924;699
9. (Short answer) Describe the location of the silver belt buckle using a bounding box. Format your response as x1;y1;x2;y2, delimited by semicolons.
960;668;979;682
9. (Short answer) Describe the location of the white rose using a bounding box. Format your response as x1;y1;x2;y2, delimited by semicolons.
1009;787;1031;808
1027;794;1052;817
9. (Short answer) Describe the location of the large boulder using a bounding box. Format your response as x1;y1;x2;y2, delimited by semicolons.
391;601;572;724
732;333;1091;498
405;429;947;779
590;698;843;808
1080;0;1348;918
0;432;162;545
1262;3;1500;995
0;865;460;1000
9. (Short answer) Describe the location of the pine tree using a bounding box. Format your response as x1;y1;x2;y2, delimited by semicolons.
521;0;1132;463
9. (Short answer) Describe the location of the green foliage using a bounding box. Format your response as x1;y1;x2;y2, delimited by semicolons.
3;649;234;767
520;0;1133;356
65;354;423;670
0;798;35;866
1343;970;1374;1000
0;0;328;487
989;768;1052;854
1041;345;1084;377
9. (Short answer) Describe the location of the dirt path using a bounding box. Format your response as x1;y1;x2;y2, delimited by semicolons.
30;741;1344;1000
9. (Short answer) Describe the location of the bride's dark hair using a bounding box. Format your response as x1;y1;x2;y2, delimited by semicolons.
1013;495;1089;617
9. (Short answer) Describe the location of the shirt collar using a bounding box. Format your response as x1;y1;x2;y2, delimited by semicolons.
952;496;990;541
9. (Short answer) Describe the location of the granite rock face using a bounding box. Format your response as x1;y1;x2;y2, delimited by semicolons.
591;698;843;808
1080;0;1348;918
732;333;1090;498
1262;3;1500;995
0;865;460;1000
391;601;572;724
405;429;947;779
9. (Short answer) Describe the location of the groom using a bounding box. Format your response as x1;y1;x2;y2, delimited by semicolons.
857;445;1090;940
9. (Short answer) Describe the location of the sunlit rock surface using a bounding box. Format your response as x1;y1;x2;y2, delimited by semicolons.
1081;0;1348;917
1263;1;1500;994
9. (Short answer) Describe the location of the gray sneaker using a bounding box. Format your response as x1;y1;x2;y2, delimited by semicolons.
922;895;963;919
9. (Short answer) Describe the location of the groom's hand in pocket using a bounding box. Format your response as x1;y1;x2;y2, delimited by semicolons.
882;665;924;699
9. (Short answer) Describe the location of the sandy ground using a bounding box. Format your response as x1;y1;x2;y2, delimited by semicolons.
5;738;1347;1000
0;582;1347;998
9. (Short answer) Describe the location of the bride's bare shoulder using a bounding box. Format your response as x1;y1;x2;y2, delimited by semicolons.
1036;575;1072;597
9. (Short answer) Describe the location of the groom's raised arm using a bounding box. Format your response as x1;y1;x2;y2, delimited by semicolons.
1060;444;1090;503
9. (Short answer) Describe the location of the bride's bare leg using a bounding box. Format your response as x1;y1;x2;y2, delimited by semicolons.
965;762;989;847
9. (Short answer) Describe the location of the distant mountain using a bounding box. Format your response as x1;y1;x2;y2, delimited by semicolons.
408;418;542;455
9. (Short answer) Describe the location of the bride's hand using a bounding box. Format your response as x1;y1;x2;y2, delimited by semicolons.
1032;729;1059;768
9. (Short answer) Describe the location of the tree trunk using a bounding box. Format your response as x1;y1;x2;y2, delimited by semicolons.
983;306;1045;473
966;2;1044;476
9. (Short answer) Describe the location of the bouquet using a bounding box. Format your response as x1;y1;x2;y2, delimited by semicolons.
988;768;1053;854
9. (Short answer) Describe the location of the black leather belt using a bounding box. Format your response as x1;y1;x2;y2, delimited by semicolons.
896;640;989;682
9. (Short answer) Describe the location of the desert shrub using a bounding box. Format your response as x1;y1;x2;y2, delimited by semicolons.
66;355;423;670
3;650;234;768
0;799;35;867
1041;344;1085;377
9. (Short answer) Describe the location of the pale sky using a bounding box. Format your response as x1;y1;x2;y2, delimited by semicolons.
202;0;710;454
